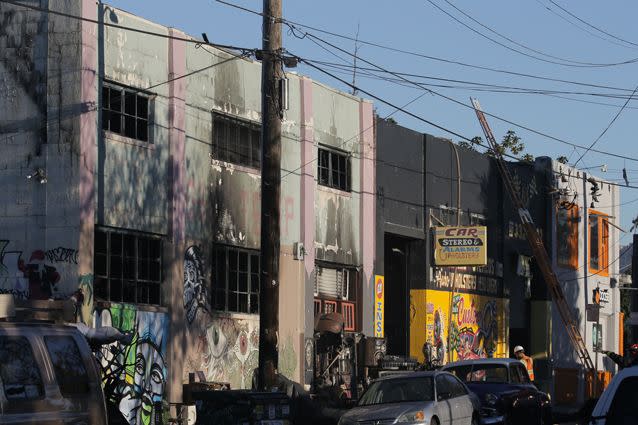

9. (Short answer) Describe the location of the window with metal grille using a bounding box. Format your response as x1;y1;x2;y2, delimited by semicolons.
212;245;260;314
102;82;150;142
314;264;359;331
212;113;261;169
342;302;355;331
94;227;163;305
317;146;351;192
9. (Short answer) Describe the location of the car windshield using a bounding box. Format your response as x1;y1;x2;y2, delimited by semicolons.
446;364;509;384
358;376;434;406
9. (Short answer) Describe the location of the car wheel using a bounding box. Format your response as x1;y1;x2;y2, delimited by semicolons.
471;413;480;425
430;416;440;425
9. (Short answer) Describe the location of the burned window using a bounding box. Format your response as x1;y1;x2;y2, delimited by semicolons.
588;211;609;276
0;336;44;400
212;113;261;169
102;83;151;142
556;203;579;269
94;227;163;305
211;245;260;314
317;147;351;192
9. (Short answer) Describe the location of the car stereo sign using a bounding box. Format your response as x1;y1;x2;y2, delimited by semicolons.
434;226;487;266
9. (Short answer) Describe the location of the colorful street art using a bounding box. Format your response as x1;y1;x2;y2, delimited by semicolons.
95;304;169;425
0;240;80;300
183;245;209;324
201;315;259;390
410;289;507;364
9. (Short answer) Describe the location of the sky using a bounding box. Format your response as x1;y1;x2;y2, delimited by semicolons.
106;0;638;237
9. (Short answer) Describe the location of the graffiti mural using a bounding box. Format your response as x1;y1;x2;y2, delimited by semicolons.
202;316;259;390
0;240;80;300
95;304;169;425
183;245;208;324
411;289;507;364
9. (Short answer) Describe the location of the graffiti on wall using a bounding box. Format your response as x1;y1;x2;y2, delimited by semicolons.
411;289;506;364
95;304;168;425
0;240;79;300
183;245;209;324
201;316;259;390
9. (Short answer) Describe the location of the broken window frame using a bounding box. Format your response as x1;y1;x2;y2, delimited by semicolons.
588;210;609;277
102;81;152;143
317;146;351;192
93;227;163;306
211;112;261;169
211;244;260;314
556;202;579;270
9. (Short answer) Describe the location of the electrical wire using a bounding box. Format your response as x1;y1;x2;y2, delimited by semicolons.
438;0;636;66
294;30;638;164
547;0;638;49
573;83;638;167
0;0;253;54
308;59;638;102
533;0;637;50
426;0;638;68
214;0;638;93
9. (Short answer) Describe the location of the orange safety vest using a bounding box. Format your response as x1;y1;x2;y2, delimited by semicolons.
522;355;535;381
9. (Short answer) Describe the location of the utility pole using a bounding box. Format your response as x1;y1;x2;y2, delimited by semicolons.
258;0;283;391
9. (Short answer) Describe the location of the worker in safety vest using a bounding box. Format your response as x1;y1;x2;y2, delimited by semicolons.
514;345;535;381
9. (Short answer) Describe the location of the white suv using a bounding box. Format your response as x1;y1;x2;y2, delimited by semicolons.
0;321;108;425
589;366;638;424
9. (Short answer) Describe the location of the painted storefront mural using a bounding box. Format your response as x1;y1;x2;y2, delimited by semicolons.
411;289;507;364
0;240;80;300
182;244;260;389
200;315;259;390
95;304;169;425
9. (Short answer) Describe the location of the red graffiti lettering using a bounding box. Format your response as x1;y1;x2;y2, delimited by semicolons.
456;297;477;326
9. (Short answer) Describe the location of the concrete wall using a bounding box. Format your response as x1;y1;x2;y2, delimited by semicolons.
0;0;87;303
548;160;621;402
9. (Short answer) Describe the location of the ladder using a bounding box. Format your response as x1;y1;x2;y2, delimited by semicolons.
470;98;595;372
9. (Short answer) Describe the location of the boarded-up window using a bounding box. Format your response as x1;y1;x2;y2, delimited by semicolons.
557;203;579;269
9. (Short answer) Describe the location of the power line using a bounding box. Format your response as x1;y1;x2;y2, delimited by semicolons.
307;59;638;102
438;0;634;66
426;0;638;68
547;0;638;48
295;30;638;164
573;83;638;167
1;0;253;54
214;0;638;93
533;0;637;50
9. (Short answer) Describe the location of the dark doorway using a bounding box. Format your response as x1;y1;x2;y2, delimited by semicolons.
384;234;410;356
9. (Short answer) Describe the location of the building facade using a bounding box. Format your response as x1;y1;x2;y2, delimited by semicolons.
375;119;622;407
0;1;375;423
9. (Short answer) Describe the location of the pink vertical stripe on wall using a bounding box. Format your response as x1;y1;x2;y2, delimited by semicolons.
168;29;187;243
359;100;375;286
300;77;315;276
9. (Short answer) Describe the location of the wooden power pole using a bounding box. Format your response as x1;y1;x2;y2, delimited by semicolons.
258;0;283;390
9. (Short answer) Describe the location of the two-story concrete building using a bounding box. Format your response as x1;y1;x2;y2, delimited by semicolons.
0;1;375;423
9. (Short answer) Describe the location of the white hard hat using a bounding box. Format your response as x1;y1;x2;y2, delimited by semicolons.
514;345;524;353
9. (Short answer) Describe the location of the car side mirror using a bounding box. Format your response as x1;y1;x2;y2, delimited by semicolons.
437;391;450;401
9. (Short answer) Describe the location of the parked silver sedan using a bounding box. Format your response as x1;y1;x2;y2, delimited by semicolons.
338;371;480;425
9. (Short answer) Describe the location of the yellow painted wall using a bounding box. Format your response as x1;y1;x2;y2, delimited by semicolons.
410;289;508;363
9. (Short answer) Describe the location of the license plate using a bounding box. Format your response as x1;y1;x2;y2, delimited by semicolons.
259;421;283;425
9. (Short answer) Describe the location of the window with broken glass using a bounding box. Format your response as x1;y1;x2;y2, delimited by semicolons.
211;245;260;314
318;147;351;192
94;227;163;305
212;113;261;169
102;82;151;142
